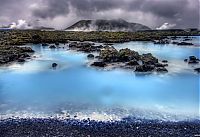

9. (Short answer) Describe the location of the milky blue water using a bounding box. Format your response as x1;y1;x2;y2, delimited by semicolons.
0;36;199;121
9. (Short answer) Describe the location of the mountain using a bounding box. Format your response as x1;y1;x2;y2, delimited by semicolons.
34;26;55;31
66;19;151;32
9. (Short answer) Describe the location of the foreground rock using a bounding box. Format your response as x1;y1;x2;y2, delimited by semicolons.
0;46;34;65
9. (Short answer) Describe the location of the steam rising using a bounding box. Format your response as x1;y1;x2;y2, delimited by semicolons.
10;20;32;29
156;23;176;30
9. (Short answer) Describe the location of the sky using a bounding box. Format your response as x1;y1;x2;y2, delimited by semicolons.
0;0;199;30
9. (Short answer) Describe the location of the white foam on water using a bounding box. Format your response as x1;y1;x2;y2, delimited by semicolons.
0;107;199;122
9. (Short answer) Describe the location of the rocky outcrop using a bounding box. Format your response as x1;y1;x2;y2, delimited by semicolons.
92;46;168;72
0;46;34;65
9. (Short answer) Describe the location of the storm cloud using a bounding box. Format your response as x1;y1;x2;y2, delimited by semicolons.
0;0;199;29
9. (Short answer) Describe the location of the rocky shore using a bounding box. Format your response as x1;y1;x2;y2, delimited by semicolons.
0;45;34;65
0;118;199;137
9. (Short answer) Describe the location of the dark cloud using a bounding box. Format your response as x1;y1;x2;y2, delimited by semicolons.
0;0;199;29
32;0;70;19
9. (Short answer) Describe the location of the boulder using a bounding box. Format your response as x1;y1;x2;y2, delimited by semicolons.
162;60;168;63
91;62;106;67
49;45;57;49
42;43;49;46
99;46;118;62
135;65;155;72
52;63;58;68
189;56;197;61
188;56;199;64
118;48;140;62
87;54;95;59
188;60;199;64
156;67;168;72
141;53;158;65
55;42;59;46
194;68;200;73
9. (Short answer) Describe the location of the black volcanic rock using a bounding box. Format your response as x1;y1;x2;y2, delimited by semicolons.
66;19;151;32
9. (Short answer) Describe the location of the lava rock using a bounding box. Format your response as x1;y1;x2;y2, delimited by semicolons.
52;63;58;68
162;60;168;63
194;68;200;73
141;53;158;65
156;67;168;72
118;48;140;62
42;43;49;46
87;54;95;59
126;60;139;66
135;65;155;72
55;42;59;46
18;58;25;63
177;42;193;46
49;45;57;49
91;62;106;67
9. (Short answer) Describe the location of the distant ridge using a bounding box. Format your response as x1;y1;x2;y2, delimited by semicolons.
66;19;151;32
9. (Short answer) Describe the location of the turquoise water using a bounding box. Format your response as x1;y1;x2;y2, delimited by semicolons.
0;37;199;121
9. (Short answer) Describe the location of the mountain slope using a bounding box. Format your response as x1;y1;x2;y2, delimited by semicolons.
66;19;151;32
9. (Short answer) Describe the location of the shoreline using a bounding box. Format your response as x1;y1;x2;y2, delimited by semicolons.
0;117;200;137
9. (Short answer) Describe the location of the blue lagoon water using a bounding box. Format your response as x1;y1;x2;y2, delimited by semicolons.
0;37;199;121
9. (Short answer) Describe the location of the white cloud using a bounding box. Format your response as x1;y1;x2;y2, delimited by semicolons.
156;23;176;30
10;19;33;29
